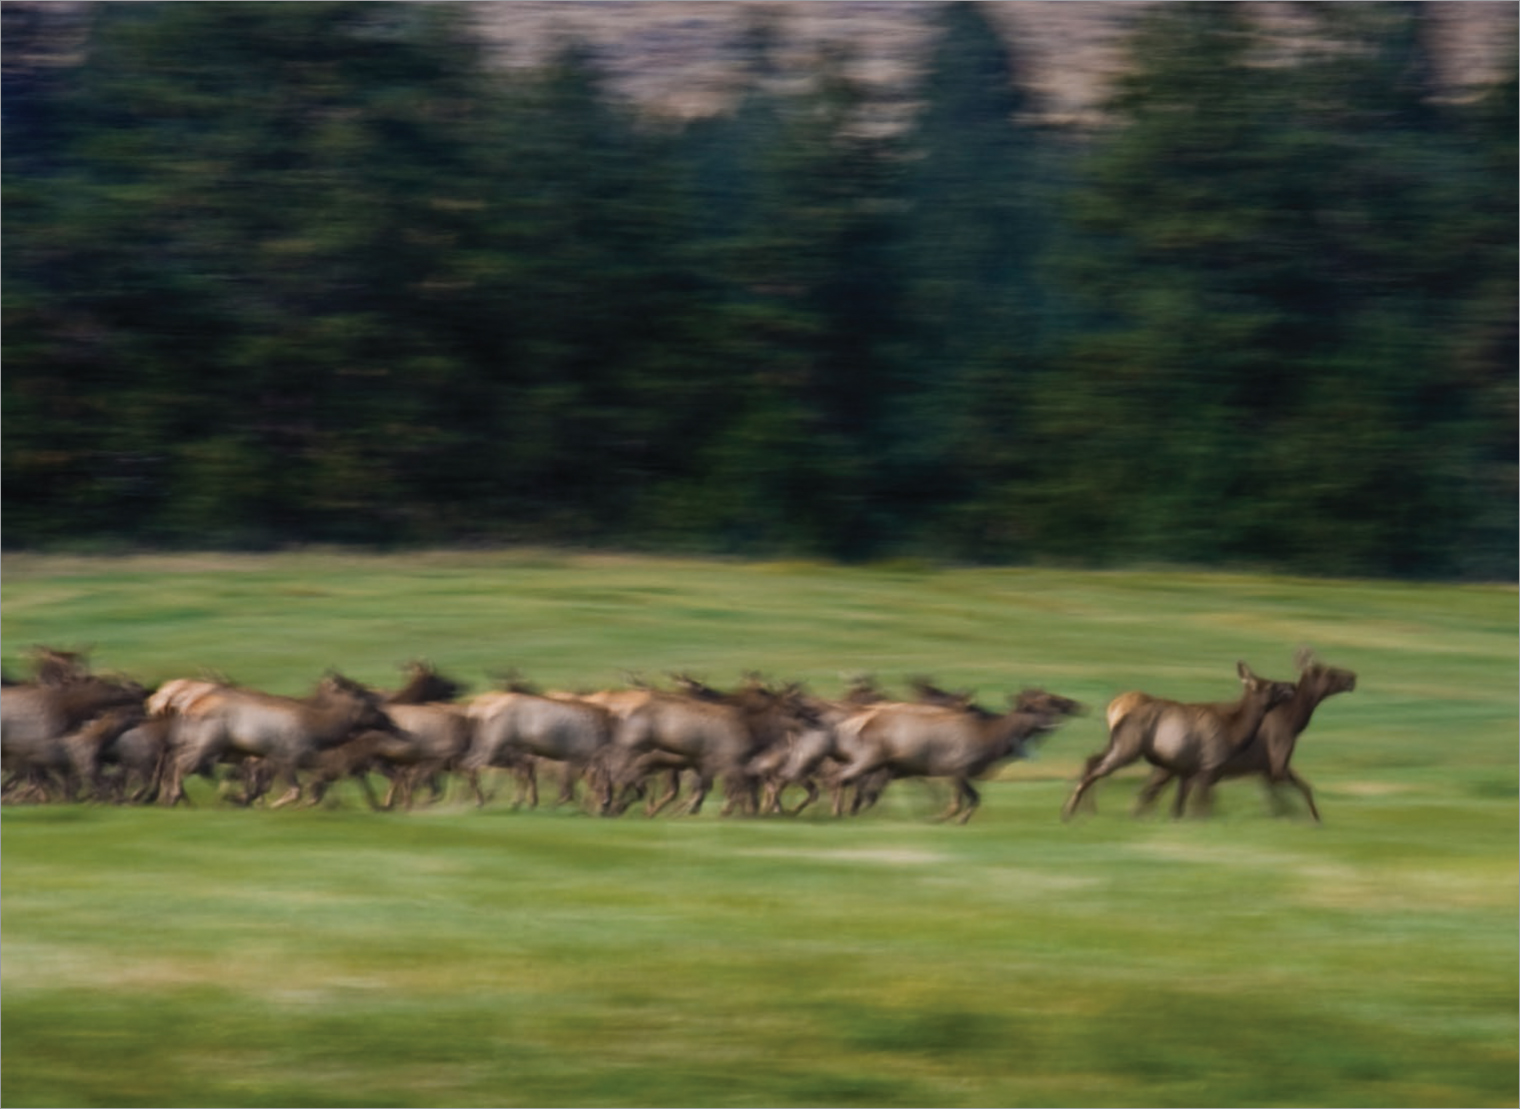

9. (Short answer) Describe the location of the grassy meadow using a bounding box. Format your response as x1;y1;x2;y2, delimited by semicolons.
2;550;1516;1107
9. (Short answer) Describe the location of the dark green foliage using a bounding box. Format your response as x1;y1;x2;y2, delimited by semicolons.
1029;2;1516;576
2;2;1512;578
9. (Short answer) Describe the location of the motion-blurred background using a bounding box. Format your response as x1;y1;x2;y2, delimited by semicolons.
4;1;1514;578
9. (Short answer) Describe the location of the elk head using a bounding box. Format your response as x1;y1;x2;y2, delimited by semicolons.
1294;648;1357;697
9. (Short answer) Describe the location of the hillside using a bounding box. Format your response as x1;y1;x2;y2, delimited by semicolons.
467;1;1517;122
7;3;1513;125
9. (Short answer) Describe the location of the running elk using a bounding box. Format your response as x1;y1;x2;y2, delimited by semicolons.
833;691;1084;823
1062;662;1296;820
162;673;398;807
1129;650;1356;822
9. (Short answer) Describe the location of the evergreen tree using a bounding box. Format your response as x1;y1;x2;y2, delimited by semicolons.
893;1;1050;559
1037;1;1512;576
657;30;909;557
4;3;500;543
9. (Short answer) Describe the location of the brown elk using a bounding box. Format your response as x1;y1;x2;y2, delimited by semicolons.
753;676;931;819
364;662;476;808
161;672;398;807
283;731;405;810
1062;662;1297;820
97;713;175;804
1;673;147;756
832;692;1083;823
826;684;1085;819
2;705;146;803
750;692;880;817
576;684;684;815
191;663;474;811
1128;650;1356;822
607;677;814;817
464;689;617;812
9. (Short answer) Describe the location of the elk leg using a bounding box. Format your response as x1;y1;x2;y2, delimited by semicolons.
761;777;782;814
1063;753;1129;820
1283;768;1321;823
643;767;682;817
161;750;197;807
238;760;276;807
585;761;615;816
830;780;848;817
857;769;892;814
553;762;578;808
787;777;821;817
1063;720;1149;820
352;769;384;811
512;762;539;809
948;778;981;824
835;755;888;818
268;759;304;809
161;764;186;807
934;779;964;823
455;766;486;808
1074;754;1104;813
719;772;759;818
1171;775;1193;819
1186;766;1226;818
1133;768;1175;817
682;772;712;816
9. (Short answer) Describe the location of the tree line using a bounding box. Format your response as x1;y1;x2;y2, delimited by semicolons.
3;2;1514;578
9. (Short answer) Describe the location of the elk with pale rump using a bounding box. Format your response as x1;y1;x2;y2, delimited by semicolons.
2;671;148;800
161;672;398;807
2;672;147;746
831;690;1085;823
1062;662;1296;820
1127;650;1356;822
368;663;478;809
464;688;617;812
2;705;147;803
97;712;175;804
606;676;815;816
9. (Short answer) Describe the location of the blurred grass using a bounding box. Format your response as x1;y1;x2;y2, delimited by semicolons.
2;550;1516;1107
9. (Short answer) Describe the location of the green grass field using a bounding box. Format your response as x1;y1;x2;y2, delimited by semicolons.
3;550;1516;1107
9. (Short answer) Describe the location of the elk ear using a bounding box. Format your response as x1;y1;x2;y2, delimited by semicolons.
1237;660;1255;684
1294;646;1316;672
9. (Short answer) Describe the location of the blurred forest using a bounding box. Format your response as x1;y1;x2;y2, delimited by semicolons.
3;2;1515;578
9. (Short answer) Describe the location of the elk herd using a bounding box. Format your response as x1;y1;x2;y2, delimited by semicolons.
0;645;1355;823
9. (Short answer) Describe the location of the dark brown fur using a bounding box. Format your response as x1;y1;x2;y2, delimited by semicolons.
1063;662;1296;820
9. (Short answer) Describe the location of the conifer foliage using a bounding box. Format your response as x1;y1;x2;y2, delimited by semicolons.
3;2;1513;578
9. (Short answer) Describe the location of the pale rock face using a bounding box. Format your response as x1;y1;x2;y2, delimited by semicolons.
465;1;1516;124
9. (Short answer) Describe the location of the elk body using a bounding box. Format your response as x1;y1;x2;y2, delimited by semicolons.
97;713;175;804
832;693;1083;823
162;673;397;807
464;690;617;812
606;679;812;817
750;698;877;817
1062;662;1296;820
356;663;478;809
2;706;146;803
1;674;147;747
1129;653;1357;822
